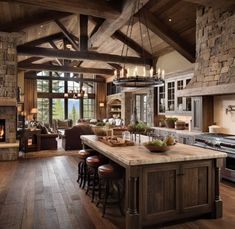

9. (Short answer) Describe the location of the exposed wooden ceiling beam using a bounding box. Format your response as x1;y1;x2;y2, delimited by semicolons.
182;0;235;8
139;9;195;63
18;63;114;75
0;10;71;32
18;57;42;65
0;0;121;19
112;30;153;59
17;46;152;65
20;32;65;47
54;19;79;51
90;0;149;48
80;15;88;51
25;74;105;83
48;41;63;66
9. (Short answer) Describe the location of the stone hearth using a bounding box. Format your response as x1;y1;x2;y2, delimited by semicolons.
0;32;19;160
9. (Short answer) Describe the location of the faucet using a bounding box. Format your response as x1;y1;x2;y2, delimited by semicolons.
226;105;235;114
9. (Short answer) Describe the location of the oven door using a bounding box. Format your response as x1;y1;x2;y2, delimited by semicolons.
222;153;235;182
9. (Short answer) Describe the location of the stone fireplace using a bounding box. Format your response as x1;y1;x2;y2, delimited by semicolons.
0;32;19;160
0;119;5;142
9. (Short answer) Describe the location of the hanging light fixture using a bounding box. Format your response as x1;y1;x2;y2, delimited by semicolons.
64;81;88;98
113;0;165;88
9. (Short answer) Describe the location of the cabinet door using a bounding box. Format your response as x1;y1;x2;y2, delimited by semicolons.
192;97;202;131
181;160;212;214
142;164;180;222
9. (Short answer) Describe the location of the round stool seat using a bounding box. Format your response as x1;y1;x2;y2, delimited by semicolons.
86;155;102;167
78;149;92;159
98;164;122;179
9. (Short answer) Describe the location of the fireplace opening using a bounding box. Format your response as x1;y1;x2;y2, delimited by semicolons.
0;119;5;142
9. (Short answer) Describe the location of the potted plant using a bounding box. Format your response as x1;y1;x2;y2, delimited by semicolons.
164;117;178;128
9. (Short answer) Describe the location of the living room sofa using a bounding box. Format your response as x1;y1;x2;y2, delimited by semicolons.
62;124;94;150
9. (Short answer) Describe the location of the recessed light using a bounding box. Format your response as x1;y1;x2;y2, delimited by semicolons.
168;18;172;22
40;24;44;28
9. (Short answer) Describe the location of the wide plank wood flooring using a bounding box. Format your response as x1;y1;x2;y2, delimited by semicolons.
0;156;234;229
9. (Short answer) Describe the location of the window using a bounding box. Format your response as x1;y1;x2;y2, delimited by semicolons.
167;81;175;111
52;80;64;93
83;99;95;119
68;81;80;92
82;82;95;94
135;94;147;123
158;86;165;113
52;99;65;120
37;98;49;123
37;80;49;92
68;99;80;124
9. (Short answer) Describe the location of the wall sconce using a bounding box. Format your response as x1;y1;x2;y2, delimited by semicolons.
99;102;105;108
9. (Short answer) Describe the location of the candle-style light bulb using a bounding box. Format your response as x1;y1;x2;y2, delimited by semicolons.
150;67;153;77
143;67;146;77
114;70;117;77
157;68;161;76
134;67;138;76
121;68;124;77
162;69;165;79
127;68;129;77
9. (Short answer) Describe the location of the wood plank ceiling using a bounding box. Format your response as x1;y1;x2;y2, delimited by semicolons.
0;0;202;78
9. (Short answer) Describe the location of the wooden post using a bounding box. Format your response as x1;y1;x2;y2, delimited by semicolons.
213;158;223;218
126;167;141;229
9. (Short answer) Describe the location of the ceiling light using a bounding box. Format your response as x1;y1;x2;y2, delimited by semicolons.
112;0;164;88
168;18;172;22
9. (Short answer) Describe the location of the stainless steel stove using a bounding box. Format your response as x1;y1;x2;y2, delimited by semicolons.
194;133;235;182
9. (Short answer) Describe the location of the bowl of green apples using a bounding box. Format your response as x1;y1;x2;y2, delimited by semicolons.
143;136;175;153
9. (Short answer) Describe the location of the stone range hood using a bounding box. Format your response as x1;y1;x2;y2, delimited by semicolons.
178;6;235;97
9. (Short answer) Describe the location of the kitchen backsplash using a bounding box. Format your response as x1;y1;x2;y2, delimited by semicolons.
214;94;235;135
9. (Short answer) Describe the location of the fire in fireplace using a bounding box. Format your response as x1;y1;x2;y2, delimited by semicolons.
0;119;5;142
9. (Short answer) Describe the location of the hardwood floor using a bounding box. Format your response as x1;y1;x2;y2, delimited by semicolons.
0;156;234;229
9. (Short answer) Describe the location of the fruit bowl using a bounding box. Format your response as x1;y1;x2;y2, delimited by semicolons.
143;143;170;152
143;136;175;153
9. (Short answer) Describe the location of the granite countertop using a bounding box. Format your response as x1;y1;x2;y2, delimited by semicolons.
152;127;201;136
81;135;227;166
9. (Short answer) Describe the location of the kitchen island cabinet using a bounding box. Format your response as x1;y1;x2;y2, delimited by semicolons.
81;135;226;229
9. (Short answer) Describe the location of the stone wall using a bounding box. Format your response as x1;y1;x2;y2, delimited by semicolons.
188;7;235;88
0;32;18;98
0;32;19;160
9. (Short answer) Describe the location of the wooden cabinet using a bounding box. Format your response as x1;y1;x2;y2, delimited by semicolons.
158;71;193;115
181;160;212;214
143;164;180;222
192;96;213;132
142;160;213;225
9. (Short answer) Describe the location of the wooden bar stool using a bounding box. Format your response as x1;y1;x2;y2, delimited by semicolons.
86;155;105;202
97;163;123;217
77;149;96;189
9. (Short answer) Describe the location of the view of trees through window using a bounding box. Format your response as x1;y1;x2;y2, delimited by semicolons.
36;72;95;124
52;99;65;120
37;98;49;123
68;99;80;124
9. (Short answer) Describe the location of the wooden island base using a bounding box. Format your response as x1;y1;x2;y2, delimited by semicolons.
81;135;226;229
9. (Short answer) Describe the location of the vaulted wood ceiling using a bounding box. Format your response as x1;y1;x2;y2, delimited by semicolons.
1;0;232;78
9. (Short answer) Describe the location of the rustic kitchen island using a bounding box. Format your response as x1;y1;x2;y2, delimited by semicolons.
81;135;227;229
